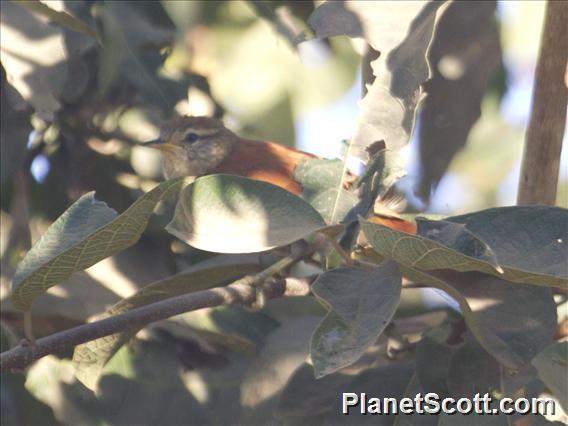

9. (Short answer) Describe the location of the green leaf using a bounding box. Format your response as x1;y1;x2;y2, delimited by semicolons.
165;174;327;253
73;262;260;391
446;334;501;397
241;317;321;425
416;1;503;200
96;341;209;424
393;374;438;426
11;178;189;311
247;1;308;49
307;1;447;157
414;324;457;397
96;1;175;104
446;206;568;287
12;0;98;40
294;158;359;224
311;262;402;378
360;205;568;288
416;218;503;271
277;363;352;424
405;268;556;369
278;362;414;425
532;341;568;411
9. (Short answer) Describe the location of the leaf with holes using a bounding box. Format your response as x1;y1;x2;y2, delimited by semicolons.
11;178;190;311
307;1;448;157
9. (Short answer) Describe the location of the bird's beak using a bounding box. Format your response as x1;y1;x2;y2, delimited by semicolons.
143;139;177;152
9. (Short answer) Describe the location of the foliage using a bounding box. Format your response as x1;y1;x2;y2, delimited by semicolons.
1;1;566;425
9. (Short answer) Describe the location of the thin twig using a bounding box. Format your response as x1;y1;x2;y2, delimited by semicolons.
320;232;353;265
0;276;313;372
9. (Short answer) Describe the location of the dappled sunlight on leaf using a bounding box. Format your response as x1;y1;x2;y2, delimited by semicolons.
311;262;402;378
165;174;326;253
11;178;190;310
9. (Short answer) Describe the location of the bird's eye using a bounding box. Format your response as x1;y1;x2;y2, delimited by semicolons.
184;132;199;143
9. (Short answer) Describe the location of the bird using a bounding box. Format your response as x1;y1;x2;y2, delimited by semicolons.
145;115;417;234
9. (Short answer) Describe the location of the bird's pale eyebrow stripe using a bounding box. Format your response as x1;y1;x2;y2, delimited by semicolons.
185;128;220;137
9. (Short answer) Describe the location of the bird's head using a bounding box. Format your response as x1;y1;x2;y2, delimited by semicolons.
145;116;237;179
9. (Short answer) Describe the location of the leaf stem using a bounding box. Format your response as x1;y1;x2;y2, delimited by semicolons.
320;232;353;265
23;310;34;342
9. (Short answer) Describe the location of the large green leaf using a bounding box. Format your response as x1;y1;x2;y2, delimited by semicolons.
73;262;261;391
11;178;189;310
445;206;568;287
311;262;402;378
307;1;447;157
360;205;568;288
165;174;327;253
532;341;568;411
294;158;358;224
405;268;556;369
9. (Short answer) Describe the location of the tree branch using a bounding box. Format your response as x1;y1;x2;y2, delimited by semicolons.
0;276;313;372
517;0;567;205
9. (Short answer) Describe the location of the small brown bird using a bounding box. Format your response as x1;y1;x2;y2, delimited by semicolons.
146;116;416;234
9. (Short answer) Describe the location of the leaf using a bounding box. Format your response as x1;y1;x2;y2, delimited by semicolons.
414;324;457;397
0;1;67;119
446;334;501;397
294;158;359;224
278;361;414;425
11;178;190;311
247;1;308;49
405;268;557;369
171;305;278;351
96;1;176;106
24;356;102;425
165;174;327;253
438;410;508;426
0;69;31;184
0;325;59;426
440;336;509;426
416;218;503;271
277;363;351;424
532;341;568;411
307;1;448;157
96;340;210;425
393;374;438;426
360;205;568;288
73;262;260;391
446;206;568;287
311;262;402;378
240;317;321;425
12;0;98;40
345;361;416;421
416;1;503;200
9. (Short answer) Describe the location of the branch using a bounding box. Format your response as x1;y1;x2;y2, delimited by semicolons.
517;0;567;205
0;276;313;372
